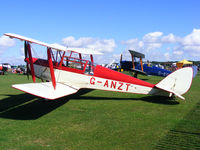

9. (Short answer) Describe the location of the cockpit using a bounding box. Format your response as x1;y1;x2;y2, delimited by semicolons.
59;51;95;75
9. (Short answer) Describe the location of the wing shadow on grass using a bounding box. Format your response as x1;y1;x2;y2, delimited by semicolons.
0;89;93;120
73;88;179;105
0;94;70;120
74;95;179;105
0;89;178;120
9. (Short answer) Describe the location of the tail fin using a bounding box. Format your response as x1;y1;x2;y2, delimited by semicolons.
155;67;193;100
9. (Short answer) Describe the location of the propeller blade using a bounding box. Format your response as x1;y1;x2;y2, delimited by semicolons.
24;41;28;58
26;63;30;80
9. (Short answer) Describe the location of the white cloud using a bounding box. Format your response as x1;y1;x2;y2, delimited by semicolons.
94;53;121;65
164;52;171;60
0;35;15;47
180;29;200;53
143;32;163;51
143;32;163;43
62;36;116;53
122;32;165;54
146;43;162;51
181;29;200;45
62;36;94;47
121;29;200;61
161;33;178;43
0;35;16;55
173;50;183;56
121;38;144;51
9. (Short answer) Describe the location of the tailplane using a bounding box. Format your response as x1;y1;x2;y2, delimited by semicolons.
155;67;193;100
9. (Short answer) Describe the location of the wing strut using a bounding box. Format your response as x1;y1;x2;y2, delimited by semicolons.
140;56;143;71
90;54;94;71
47;48;56;89
27;42;36;83
131;53;135;69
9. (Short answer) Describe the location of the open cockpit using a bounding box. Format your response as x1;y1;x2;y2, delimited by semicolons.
32;49;96;75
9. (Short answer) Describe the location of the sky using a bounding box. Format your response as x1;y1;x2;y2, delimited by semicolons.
0;0;200;65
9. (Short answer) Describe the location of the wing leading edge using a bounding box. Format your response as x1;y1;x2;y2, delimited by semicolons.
12;82;79;100
4;33;103;55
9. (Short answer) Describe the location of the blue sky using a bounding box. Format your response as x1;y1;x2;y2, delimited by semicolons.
0;0;200;64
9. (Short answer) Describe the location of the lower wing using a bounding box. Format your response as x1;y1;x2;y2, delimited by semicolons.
12;82;79;100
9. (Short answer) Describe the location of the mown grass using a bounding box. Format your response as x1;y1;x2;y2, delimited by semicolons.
0;73;199;150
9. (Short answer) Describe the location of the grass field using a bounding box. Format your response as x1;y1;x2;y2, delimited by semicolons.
0;73;200;150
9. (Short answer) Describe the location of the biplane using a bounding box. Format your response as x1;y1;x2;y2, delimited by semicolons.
120;50;172;77
4;33;193;100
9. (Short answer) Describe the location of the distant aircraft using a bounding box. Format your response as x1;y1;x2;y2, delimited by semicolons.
120;50;172;77
4;33;193;100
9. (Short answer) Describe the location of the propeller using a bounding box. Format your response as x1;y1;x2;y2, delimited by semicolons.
24;41;30;80
24;41;28;58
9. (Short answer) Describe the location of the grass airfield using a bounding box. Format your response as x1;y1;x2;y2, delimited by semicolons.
0;73;200;150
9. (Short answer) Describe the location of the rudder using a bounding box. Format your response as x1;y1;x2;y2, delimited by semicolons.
155;67;193;100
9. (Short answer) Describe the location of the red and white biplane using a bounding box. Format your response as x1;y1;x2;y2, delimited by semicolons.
4;33;193;100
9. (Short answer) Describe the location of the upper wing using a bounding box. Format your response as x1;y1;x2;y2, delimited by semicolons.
12;82;79;100
4;33;103;55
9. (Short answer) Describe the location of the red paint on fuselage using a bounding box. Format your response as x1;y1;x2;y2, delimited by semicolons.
93;65;155;88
